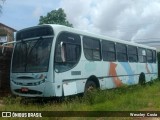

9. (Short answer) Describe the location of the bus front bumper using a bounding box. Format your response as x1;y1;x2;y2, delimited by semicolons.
10;80;62;97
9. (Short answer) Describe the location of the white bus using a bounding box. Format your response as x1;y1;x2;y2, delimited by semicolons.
9;24;157;97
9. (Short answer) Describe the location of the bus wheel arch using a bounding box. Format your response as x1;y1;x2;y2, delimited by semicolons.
139;72;146;85
84;75;100;93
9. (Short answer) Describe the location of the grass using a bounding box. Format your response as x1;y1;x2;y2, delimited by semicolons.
0;79;160;120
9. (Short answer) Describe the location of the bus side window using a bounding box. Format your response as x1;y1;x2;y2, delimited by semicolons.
55;32;81;72
146;49;153;63
102;40;116;61
55;44;64;62
65;43;81;62
116;43;127;62
153;50;156;63
138;48;146;63
128;45;138;62
83;36;101;61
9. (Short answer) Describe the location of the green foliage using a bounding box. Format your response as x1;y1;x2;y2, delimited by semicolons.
1;79;160;119
3;95;21;104
39;8;73;27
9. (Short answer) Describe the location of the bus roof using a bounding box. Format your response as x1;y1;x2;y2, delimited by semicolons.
20;24;157;50
49;24;156;50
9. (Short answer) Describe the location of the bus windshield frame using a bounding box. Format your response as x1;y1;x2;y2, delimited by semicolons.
12;25;54;73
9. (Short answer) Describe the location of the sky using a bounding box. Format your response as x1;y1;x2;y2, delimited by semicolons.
1;0;160;42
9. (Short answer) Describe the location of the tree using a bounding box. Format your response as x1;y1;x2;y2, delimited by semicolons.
39;8;73;27
0;0;5;14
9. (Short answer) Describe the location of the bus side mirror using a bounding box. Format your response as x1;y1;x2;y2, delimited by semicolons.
1;44;7;56
60;42;66;62
1;41;15;56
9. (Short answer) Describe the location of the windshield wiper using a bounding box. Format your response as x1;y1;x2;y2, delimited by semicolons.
21;37;43;72
19;40;28;72
25;37;43;71
27;37;43;56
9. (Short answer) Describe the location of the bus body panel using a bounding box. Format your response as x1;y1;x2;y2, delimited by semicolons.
54;59;157;96
9;24;158;97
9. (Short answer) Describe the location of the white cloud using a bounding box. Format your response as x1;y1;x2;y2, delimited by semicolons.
2;0;160;43
60;0;160;42
32;6;43;18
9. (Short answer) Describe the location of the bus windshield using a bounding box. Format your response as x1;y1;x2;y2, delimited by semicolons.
12;37;53;73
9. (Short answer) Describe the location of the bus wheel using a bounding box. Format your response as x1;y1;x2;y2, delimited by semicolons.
84;81;97;93
139;73;146;85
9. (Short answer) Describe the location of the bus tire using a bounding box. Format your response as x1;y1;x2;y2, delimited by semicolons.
139;73;146;85
84;81;97;93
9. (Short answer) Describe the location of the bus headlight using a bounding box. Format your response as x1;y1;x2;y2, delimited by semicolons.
34;79;45;86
